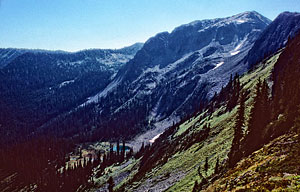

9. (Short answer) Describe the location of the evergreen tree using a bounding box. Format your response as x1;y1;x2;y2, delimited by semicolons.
294;105;300;141
117;141;120;157
204;157;209;173
244;79;270;156
226;74;241;111
97;151;101;164
101;153;107;170
228;90;246;168
141;142;145;153
108;176;114;192
109;143;114;164
128;148;133;159
215;157;219;174
260;80;270;126
122;140;126;160
192;180;198;192
197;165;203;180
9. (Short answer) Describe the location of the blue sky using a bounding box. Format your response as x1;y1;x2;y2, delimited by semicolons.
0;0;299;51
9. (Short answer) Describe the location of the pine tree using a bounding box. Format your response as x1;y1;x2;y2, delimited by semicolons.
260;80;270;126
129;147;133;157
244;80;261;156
97;151;101;164
108;176;114;192
141;142;144;152
226;74;241;111
117;141;120;157
109;143;114;164
215;157;219;174
294;105;300;141
122;140;126;160
192;180;198;192
204;157;209;173
228;90;246;168
244;79;270;156
101;153;107;170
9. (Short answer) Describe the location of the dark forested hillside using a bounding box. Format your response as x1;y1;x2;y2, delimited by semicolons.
245;11;300;68
271;30;300;137
0;44;142;144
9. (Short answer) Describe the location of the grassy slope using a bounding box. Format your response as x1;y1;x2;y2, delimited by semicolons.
205;133;300;191
88;52;281;192
86;158;140;191
163;52;281;192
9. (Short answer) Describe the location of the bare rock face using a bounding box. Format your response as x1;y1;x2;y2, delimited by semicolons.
103;12;269;118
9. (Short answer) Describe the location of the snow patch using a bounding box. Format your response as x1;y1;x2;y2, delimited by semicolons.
131;52;195;91
68;60;84;66
96;53;132;66
149;133;162;143
127;117;177;151
213;61;224;70
230;51;240;56
146;82;157;89
234;42;243;51
59;80;75;88
236;19;246;24
80;77;121;106
147;52;193;78
229;35;247;56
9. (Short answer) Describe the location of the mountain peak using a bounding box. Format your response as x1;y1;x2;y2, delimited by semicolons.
229;11;271;25
172;11;271;33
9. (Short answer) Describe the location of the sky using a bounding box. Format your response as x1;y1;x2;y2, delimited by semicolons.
0;0;300;52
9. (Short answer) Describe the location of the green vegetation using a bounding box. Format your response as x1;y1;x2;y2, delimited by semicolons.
205;133;300;191
89;158;140;191
112;51;282;192
164;52;282;191
82;51;286;192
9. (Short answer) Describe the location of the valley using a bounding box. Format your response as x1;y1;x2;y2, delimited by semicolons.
1;8;300;192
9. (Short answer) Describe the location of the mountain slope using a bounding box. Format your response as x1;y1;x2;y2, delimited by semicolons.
205;133;300;191
105;28;300;192
0;48;71;68
245;11;300;68
0;43;143;144
0;48;27;68
58;11;270;146
88;45;281;192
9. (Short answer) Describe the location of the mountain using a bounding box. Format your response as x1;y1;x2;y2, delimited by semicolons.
0;43;143;144
85;12;300;191
91;30;300;191
245;11;300;68
0;48;27;68
205;28;300;191
2;10;300;192
56;11;270;146
90;45;284;192
0;48;72;68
